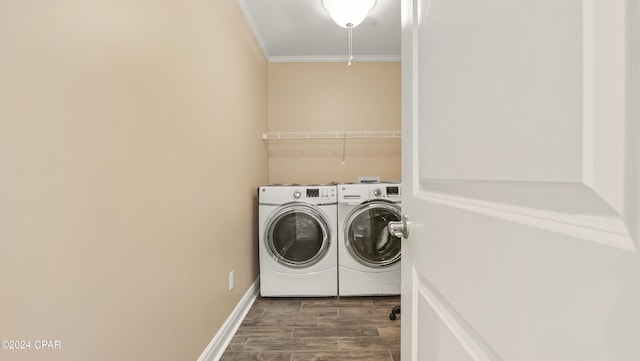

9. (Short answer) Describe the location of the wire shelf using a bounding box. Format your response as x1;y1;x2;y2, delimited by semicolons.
262;131;401;140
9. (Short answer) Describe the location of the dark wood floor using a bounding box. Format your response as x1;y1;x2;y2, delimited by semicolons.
220;295;401;361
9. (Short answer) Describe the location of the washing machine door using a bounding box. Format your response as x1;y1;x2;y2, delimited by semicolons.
345;201;401;268
266;203;332;268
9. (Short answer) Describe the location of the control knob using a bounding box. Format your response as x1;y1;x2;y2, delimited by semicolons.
293;190;302;199
373;188;382;197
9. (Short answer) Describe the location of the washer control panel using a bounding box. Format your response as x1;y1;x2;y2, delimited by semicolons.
370;185;401;200
337;183;402;204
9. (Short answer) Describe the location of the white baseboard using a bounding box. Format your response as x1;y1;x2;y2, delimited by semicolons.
197;277;260;361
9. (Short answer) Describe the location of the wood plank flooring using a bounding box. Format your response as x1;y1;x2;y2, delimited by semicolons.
220;296;401;361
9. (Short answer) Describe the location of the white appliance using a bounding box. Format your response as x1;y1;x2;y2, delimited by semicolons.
258;184;338;297
337;182;402;296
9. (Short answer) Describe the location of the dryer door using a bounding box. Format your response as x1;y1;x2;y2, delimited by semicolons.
266;204;332;268
345;202;402;268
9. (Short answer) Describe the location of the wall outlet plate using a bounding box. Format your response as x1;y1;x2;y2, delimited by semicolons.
358;176;381;183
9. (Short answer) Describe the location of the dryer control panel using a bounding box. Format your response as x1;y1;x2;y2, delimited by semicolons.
259;185;337;205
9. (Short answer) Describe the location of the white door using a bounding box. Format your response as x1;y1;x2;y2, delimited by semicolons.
400;0;640;360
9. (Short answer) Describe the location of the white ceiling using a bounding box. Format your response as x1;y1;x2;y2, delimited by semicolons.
236;0;401;63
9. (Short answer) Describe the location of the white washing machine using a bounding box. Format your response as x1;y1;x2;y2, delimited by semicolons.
337;182;402;296
258;184;338;297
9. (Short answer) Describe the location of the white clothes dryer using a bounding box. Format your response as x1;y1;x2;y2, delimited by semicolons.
337;182;402;296
259;185;337;297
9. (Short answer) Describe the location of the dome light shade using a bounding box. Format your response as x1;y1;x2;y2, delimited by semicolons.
322;0;376;28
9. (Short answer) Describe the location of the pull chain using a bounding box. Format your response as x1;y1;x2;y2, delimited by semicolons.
341;134;347;165
347;26;353;66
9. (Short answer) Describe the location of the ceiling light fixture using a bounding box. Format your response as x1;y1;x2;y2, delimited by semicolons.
322;0;376;66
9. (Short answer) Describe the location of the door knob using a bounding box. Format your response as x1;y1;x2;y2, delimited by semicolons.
388;215;411;239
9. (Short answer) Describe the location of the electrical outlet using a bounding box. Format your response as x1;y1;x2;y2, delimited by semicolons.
228;271;234;291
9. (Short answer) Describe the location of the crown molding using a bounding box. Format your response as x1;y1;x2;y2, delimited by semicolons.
235;0;270;60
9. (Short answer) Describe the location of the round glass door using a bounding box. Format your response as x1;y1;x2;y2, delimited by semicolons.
266;204;331;267
345;202;401;267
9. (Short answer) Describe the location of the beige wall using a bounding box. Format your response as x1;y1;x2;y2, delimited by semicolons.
268;63;401;184
0;1;267;361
